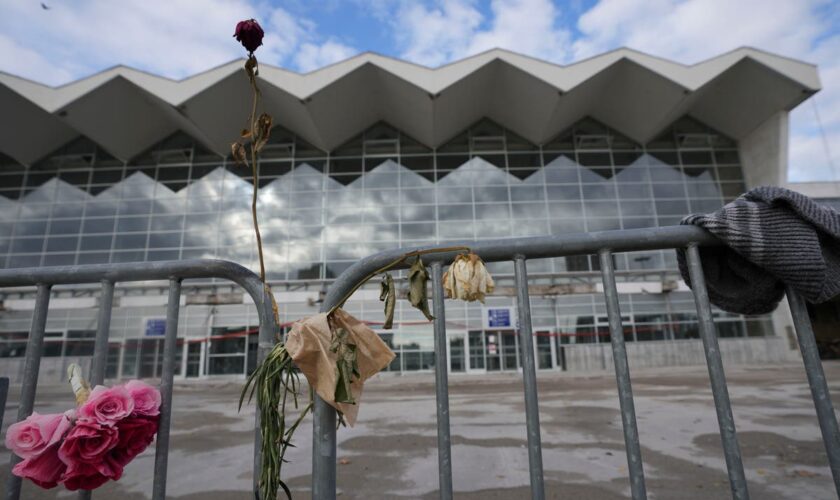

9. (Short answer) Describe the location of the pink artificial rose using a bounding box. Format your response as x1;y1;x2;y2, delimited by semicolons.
78;385;134;425
4;411;72;459
124;380;161;417
110;416;159;467
58;420;121;477
11;443;66;489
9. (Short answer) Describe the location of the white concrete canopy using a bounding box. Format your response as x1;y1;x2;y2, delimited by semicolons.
0;47;820;165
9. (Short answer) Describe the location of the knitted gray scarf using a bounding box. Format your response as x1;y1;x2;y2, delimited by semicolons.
676;186;840;315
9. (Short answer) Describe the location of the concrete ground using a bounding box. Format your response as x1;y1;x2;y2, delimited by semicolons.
2;362;840;499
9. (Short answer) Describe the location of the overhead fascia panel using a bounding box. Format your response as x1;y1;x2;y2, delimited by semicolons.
0;47;821;165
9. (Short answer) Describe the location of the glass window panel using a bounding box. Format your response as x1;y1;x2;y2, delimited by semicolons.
655;200;689;215
438;204;473;221
438;221;475;239
44;253;75;266
114;233;147;250
401;223;435;239
582;184;616;200
82;217;114;234
473;186;509;203
436;187;472;204
652;183;686;199
77;252;110;264
546;185;581;201
547;201;584;218
619;200;655;216
510;185;545;202
587;201;619;218
11;237;43;253
148;232;182;249
49;219;82;235
400;205;436;222
511;203;545;219
46;236;78;252
116;217;148;232
14;220;47;236
80;235;113;251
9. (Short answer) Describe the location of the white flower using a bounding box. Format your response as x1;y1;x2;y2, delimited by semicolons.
443;252;495;302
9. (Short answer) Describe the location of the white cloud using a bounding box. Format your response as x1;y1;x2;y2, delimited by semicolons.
0;0;359;84
293;41;358;72
392;0;570;66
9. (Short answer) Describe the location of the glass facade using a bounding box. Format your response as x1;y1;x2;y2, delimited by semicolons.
0;116;745;278
0;116;773;376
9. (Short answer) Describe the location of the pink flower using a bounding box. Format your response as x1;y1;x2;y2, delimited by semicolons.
78;385;134;425
58;420;120;477
4;412;72;459
11;443;66;489
110;416;159;467
124;380;161;417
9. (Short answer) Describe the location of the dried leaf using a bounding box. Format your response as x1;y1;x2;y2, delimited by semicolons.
330;327;360;405
254;112;273;152
240;128;251;139
379;273;395;329
245;54;258;80
408;257;434;321
231;142;247;167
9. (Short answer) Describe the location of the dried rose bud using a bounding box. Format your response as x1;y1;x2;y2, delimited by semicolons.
443;252;495;303
233;19;264;54
231;141;247;167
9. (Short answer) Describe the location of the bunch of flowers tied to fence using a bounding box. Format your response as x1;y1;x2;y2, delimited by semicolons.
4;366;161;491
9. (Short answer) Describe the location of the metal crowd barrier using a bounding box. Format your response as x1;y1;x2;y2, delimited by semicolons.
316;225;840;500
0;260;276;500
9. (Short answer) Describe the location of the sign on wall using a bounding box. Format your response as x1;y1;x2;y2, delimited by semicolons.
483;306;517;330
144;318;167;337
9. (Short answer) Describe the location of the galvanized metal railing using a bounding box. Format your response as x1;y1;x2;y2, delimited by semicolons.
0;260;277;500
315;225;840;500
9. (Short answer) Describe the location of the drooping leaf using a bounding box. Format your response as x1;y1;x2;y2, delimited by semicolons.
408;257;434;321
231;141;247;167
329;327;359;404
254;113;273;152
379;273;395;329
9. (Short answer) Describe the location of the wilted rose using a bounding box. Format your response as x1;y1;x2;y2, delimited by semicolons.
443;252;495;302
233;19;264;54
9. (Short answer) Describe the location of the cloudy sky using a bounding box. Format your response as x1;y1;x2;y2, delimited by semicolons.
1;0;837;182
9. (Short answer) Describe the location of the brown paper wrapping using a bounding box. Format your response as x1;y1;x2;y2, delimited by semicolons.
285;308;395;426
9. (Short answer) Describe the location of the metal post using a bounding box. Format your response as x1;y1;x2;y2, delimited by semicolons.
5;283;51;500
312;395;337;500
599;249;647;499
787;288;840;495
0;376;8;440
431;261;454;500
685;244;749;500
513;256;545;500
152;279;181;500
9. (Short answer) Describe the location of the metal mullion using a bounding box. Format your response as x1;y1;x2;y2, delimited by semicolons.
431;261;454;499
599;249;647;499
513;256;545;500
152;279;182;500
5;283;51;500
787;288;840;495
685;244;749;499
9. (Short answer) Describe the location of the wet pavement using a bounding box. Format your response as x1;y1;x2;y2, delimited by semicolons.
2;362;840;499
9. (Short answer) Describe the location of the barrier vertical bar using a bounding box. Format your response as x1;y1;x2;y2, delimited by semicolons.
685;244;749;500
598;249;647;499
253;284;278;498
5;283;51;500
78;280;115;499
0;377;8;430
513;256;545;500
312;396;337;499
431;261;454;500
152;279;181;500
787;288;840;495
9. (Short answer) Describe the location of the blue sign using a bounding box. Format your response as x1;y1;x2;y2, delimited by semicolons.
145;319;167;337
487;308;512;328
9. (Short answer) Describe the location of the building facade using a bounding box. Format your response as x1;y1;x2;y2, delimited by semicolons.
0;48;822;380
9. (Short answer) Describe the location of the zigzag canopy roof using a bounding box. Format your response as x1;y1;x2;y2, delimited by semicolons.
0;47;820;166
